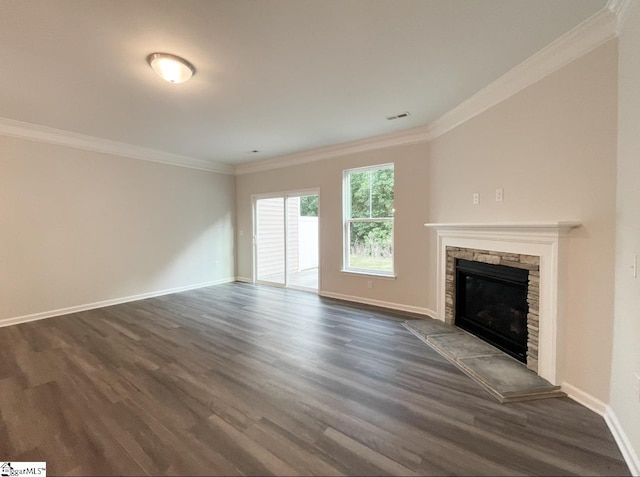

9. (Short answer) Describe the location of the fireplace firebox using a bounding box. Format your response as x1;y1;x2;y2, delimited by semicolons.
455;259;529;363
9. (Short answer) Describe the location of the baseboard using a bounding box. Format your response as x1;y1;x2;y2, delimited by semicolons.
562;382;638;476
0;277;236;328
319;290;434;317
605;405;640;476
234;276;253;283
561;381;607;415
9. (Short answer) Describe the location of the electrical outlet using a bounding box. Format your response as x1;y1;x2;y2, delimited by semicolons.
495;188;504;202
472;193;480;205
367;279;373;289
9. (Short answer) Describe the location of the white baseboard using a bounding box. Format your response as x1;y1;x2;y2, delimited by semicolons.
605;405;640;476
236;280;435;316
319;290;435;317
562;381;638;476
0;277;236;328
562;381;607;415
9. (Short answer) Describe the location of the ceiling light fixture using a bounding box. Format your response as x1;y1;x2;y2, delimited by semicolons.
147;53;195;84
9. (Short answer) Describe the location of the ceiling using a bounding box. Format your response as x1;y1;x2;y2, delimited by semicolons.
1;0;606;165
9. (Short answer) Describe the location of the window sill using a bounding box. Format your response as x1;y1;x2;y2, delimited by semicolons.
340;269;397;279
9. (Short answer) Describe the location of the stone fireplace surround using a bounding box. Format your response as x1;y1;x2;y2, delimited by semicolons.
424;222;580;385
445;246;540;373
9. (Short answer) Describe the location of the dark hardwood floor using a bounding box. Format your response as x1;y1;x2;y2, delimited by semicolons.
0;283;630;476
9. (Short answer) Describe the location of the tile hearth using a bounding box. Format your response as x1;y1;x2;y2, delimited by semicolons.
403;318;565;403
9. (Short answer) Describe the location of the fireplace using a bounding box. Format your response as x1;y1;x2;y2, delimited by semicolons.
443;247;541;373
455;259;529;363
426;221;581;385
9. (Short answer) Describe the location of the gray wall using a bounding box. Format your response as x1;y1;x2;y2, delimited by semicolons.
0;136;236;322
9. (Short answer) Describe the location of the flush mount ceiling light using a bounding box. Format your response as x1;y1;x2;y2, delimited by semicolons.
147;53;195;84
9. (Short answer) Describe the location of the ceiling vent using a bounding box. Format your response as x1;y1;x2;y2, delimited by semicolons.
386;112;411;121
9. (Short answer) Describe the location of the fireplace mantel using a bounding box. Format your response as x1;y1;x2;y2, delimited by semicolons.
425;220;581;385
424;221;581;231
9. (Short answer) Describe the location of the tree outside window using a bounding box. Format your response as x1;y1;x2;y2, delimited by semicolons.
343;164;394;274
300;195;318;217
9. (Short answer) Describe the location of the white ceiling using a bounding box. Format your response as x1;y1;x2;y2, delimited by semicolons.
1;0;606;165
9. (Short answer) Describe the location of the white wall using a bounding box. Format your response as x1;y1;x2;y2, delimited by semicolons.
236;142;431;312
0;136;235;322
611;1;640;468
235;40;618;404
427;40;618;402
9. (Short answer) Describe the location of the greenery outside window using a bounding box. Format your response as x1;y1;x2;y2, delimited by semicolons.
343;164;394;275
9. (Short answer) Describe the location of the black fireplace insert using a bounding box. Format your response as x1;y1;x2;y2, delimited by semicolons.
455;259;529;362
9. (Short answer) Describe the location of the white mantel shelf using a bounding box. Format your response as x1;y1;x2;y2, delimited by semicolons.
424;221;581;231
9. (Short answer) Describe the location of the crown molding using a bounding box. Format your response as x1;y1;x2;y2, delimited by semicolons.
234;124;432;175
0;118;234;175
424;6;619;140
237;4;622;176
608;0;636;34
2;2;628;178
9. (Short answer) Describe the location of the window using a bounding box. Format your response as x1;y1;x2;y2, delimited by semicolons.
343;164;394;275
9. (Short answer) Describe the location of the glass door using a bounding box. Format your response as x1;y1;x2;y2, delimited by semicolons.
255;197;285;285
287;195;318;290
254;192;319;291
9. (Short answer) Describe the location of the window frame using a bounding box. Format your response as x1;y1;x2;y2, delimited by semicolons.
342;163;395;277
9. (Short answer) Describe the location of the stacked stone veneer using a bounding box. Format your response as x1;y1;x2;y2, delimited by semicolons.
445;247;540;373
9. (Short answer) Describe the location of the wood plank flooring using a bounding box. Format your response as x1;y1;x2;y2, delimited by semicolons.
0;283;630;475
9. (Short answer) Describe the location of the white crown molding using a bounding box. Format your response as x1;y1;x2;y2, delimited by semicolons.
237;4;622;176
2;2;629;178
235;124;432;175
608;0;637;34
0;118;235;175
424;6;619;140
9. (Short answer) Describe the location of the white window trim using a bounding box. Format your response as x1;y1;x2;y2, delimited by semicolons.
342;163;395;277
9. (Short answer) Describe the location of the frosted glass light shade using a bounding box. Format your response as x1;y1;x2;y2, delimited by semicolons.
147;53;195;84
